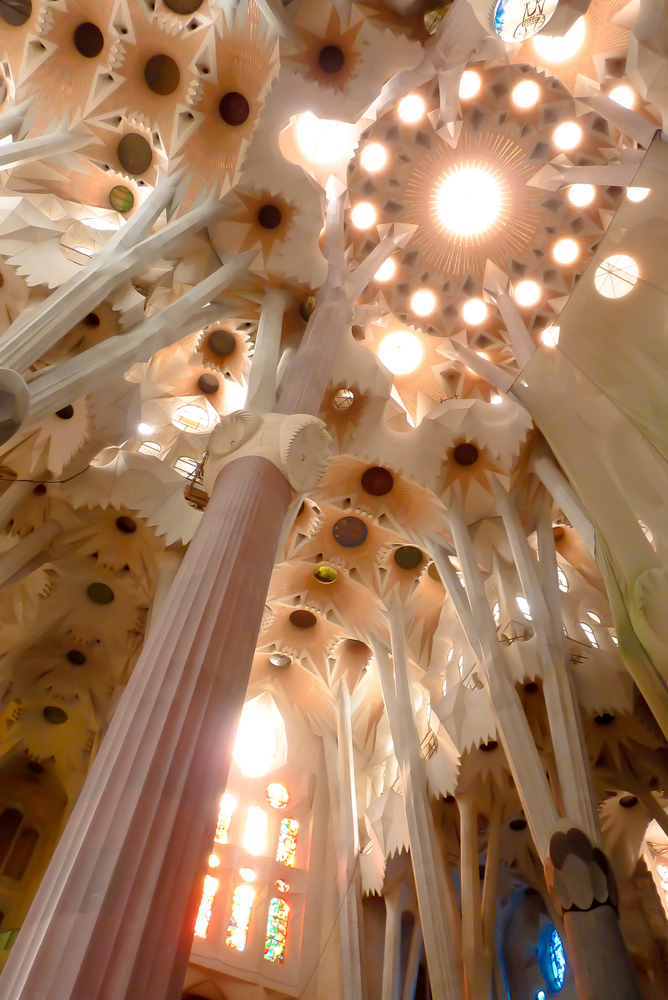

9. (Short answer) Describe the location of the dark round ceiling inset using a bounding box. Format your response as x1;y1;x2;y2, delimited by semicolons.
33;484;46;495
479;739;498;752
56;404;74;420
73;22;104;58
43;706;68;725
594;713;615;726
116;516;137;533
269;652;291;668
318;44;344;74
0;0;31;26
509;818;527;831
257;204;282;230
427;562;441;582
207;329;236;357
67;650;87;666
109;185;134;213
453;443;479;466
117;134;152;175
87;582;115;605
144;54;181;95
83;312;100;327
164;0;203;11
314;566;338;584
27;761;44;774
361;466;394;496
219;92;250;126
289;609;317;629
619;794;638;808
394;546;423;570
524;681;539;693
197;373;219;395
333;516;368;548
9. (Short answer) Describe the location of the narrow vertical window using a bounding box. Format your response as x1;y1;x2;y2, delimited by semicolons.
264;896;290;963
214;793;236;845
243;806;268;856
275;818;299;867
194;874;219;939
226;884;255;951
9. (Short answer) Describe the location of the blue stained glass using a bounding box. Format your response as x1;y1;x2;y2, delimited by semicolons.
536;992;546;1000
549;928;566;989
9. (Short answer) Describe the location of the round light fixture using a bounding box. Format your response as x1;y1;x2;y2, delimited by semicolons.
462;298;487;325
553;121;582;150
374;257;396;282
626;186;650;202
411;289;436;316
514;279;540;306
512;79;540;108
379;331;423;375
568;183;595;206
594;254;639;298
351;202;376;229
533;16;586;63
434;165;503;237
296;112;356;164
397;94;425;124
553;238;579;264
609;85;634;109
361;142;387;172
459;70;481;99
491;394;503;404
541;325;560;346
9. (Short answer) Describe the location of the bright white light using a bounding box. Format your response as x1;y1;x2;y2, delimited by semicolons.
81;216;120;231
627;186;650;202
233;703;277;777
361;142;387;172
73;245;94;257
514;280;540;306
351;202;376;229
534;16;586;63
609;85;634;109
379;331;423;374
239;867;256;881
398;94;425;124
138;422;153;435
476;350;489;360
568;183;595;207
435;166;502;236
611;634;618;645
209;854;220;868
172;403;211;433
447;647;454;662
512;80;540;109
541;325;560;346
458;654;464;676
491;394;503;404
442;678;448;696
587;611;601;623
553;238;579;264
516;595;532;620
459;71;481;99
557;565;568;592
580;621;598;647
553;121;582;150
374;257;396;282
411;289;436;316
594;254;638;298
493;602;500;624
243;807;268;856
296;112;355;163
462;298;487;325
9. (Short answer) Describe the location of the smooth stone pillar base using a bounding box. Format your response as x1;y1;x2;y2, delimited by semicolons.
563;906;643;1000
1;455;292;1000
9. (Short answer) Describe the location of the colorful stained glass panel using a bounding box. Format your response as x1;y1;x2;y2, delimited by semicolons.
243;806;267;856
275;818;299;867
226;884;255;952
194;874;219;939
266;782;289;809
214;793;236;845
264;896;290;963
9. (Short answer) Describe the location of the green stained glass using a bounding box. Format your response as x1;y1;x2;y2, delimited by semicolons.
263;896;289;963
275;818;299;867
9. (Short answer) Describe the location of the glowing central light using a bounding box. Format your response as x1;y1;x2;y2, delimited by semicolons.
296;112;356;163
462;299;487;325
534;16;586;63
553;121;581;150
379;332;423;375
512;80;540;108
233;703;277;777
568;183;595;207
361;142;387;172
398;94;425;123
435;166;502;237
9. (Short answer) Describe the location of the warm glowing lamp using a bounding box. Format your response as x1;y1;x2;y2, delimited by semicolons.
361;142;387;172
462;299;487;325
568;184;595;207
351;202;376;229
398;94;425;123
459;71;481;99
553;122;582;150
435;166;502;236
514;280;540;306
512;80;540;109
379;332;423;375
533;17;586;63
374;257;396;282
553;238;579;264
626;187;650;202
609;85;634;109
411;289;436;316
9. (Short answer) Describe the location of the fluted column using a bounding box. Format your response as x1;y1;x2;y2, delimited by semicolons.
1;457;292;1000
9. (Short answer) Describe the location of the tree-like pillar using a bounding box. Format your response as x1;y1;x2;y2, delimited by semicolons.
0;457;293;1000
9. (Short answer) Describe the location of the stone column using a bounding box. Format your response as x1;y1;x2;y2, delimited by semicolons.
0;456;292;1000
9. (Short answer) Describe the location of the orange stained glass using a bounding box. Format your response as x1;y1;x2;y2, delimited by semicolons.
266;782;289;809
226;883;255;952
214;793;236;845
194;874;219;938
275;818;299;867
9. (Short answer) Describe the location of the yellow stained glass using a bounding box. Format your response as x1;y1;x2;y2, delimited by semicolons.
226;883;255;952
264;896;290;963
266;782;289;809
214;793;236;845
275;818;299;867
194;874;219;939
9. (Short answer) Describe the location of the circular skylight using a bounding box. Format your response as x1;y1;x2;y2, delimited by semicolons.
594;254;639;298
435;165;503;237
172;403;211;433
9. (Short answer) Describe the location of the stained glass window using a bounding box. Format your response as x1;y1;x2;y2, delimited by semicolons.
194;874;219;939
549;928;566;989
226;884;255;952
264;896;290;963
214;793;236;845
266;782;289;809
243;806;268;856
276;879;290;892
233;702;278;777
276;818;299;867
